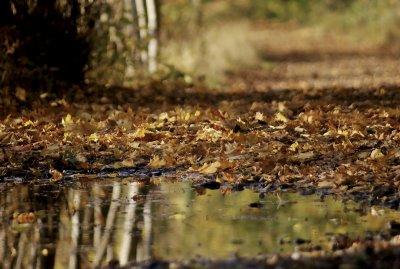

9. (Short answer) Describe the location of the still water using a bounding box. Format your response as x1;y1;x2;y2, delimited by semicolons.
0;179;399;268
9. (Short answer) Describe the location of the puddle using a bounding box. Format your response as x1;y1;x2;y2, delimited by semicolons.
1;180;400;267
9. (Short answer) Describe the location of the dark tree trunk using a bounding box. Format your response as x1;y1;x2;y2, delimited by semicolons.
0;0;98;97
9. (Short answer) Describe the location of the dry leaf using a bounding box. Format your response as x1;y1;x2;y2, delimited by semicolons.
149;155;166;168
198;161;221;174
50;168;63;181
88;133;99;142
62;114;74;127
371;149;384;159
255;112;265;121
15;87;27;101
275;112;288;123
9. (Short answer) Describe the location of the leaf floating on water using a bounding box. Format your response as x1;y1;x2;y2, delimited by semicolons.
14;212;36;224
50;168;63;182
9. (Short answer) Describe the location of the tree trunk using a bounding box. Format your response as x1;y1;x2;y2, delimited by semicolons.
146;0;158;73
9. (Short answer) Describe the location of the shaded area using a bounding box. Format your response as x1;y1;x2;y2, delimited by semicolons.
0;0;98;94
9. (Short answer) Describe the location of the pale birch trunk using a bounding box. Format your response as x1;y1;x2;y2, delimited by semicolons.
135;0;148;64
146;0;158;73
119;182;139;265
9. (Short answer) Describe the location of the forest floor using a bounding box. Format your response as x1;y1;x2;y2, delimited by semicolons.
2;26;400;268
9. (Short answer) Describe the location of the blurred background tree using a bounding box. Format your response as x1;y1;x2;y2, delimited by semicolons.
0;0;100;94
1;0;400;100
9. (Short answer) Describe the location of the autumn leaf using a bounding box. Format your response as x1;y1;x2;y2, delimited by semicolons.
371;149;384;159
132;127;151;138
62;114;74;127
255;112;265;121
50;168;63;182
289;141;299;152
275;112;288;123
15;87;27;101
196;127;222;142
198;161;221;174
15;212;36;224
88;133;99;142
149;155;166;168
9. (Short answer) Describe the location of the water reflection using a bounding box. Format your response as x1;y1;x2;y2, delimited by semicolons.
0;180;399;268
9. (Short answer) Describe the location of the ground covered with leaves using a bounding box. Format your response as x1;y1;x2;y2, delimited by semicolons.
2;27;400;268
2;47;400;208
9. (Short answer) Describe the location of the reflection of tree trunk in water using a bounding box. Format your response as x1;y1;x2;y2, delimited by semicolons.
137;195;152;262
119;182;139;265
28;226;40;269
82;202;91;245
93;182;121;267
106;245;114;262
0;224;5;263
15;233;27;269
69;190;81;269
93;183;103;247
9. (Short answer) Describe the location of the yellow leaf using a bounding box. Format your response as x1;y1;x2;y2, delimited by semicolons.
88;133;99;142
62;114;74;127
275;112;288;123
149;155;166;168
133;128;150;138
50;168;63;182
23;120;35;127
121;159;134;167
289;141;299;152
255;112;265;121
198;161;221;174
370;149;384;159
196;127;222;142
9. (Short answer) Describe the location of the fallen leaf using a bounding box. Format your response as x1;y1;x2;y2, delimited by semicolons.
255;112;265;121
15;212;36;224
62;114;74;127
149;155;166;168
371;149;384;159
275;112;288;123
318;180;335;188
88;133;99;142
50;168;63;181
198;161;221;174
15;87;27;101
